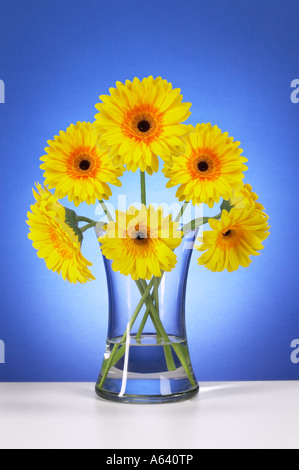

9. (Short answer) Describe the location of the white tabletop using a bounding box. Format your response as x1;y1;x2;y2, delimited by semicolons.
0;382;298;449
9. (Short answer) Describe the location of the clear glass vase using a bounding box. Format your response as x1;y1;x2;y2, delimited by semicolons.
95;227;199;404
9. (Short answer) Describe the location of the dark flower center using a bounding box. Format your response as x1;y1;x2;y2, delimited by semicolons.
223;230;232;237
137;120;151;133
135;231;147;240
79;159;91;171
197;161;209;172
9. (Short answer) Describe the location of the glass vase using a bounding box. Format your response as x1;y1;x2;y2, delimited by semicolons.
95;226;199;404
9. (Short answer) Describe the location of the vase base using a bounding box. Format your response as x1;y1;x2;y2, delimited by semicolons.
95;383;199;404
96;335;199;404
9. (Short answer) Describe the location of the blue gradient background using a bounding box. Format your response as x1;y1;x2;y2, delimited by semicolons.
0;0;298;381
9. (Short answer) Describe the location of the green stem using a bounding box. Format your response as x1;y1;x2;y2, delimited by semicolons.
136;279;176;371
153;277;162;343
99;199;114;222
137;281;164;341
138;279;196;385
80;222;97;233
153;277;160;314
182;212;222;235
135;274;164;342
175;201;189;223
140;171;147;206
98;278;155;389
135;306;151;341
76;216;96;224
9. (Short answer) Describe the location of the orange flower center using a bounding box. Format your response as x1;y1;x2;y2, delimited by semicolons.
127;223;149;245
133;234;148;245
216;228;241;249
48;227;74;259
121;105;164;144
189;148;221;181
67;146;100;179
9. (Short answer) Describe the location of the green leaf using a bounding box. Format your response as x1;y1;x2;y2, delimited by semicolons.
220;199;234;213
64;208;83;243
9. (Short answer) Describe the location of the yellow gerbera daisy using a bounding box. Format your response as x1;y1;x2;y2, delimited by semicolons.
196;208;270;272
27;184;95;283
99;205;182;280
163;123;248;208
40;122;125;207
230;183;266;213
93;76;192;175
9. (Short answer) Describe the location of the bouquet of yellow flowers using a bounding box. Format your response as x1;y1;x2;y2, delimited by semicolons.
27;76;270;403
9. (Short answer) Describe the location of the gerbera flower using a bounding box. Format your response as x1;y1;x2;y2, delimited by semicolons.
196;207;270;272
93;76;192;175
27;184;95;283
230;183;266;214
99;205;182;280
40;122;125;207
163;123;248;208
